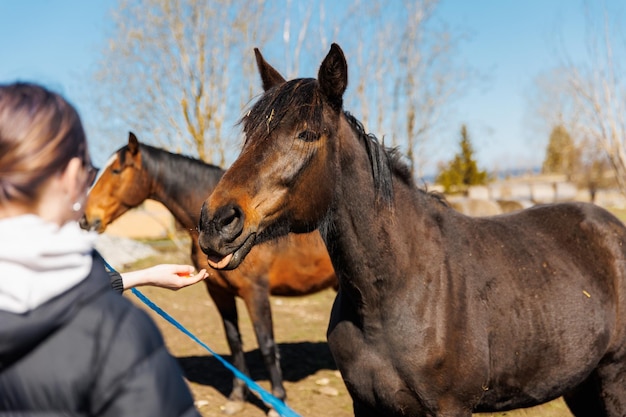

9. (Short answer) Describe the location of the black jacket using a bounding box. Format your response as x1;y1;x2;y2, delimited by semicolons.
0;253;200;417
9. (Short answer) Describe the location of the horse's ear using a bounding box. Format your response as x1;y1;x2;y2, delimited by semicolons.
318;43;348;111
128;132;139;156
254;48;286;91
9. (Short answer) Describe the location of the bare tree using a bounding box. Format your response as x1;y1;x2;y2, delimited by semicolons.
396;0;471;178
281;0;314;79
93;0;267;165
527;68;580;137
302;0;471;179
531;4;626;194
92;0;468;176
564;11;626;193
326;0;471;178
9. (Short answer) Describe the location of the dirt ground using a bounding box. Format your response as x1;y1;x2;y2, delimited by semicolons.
123;242;574;417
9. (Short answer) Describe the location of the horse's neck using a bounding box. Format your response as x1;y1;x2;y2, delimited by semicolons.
325;122;438;310
147;156;221;230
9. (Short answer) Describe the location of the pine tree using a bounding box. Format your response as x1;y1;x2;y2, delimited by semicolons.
436;125;489;193
542;125;579;178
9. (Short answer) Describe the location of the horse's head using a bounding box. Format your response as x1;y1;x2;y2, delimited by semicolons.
198;43;348;270
80;132;152;233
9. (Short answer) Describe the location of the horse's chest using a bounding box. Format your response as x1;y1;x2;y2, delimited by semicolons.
327;298;479;414
328;317;430;414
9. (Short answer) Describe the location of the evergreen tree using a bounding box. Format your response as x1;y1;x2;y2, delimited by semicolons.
542;125;579;177
436;125;489;193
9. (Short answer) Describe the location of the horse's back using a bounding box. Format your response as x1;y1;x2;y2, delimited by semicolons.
494;201;626;280
475;201;626;327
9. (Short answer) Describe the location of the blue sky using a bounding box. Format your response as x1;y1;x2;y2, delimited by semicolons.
0;1;113;104
0;0;621;174
435;1;596;173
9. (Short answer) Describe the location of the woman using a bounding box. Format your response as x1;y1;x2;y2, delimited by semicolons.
0;82;201;416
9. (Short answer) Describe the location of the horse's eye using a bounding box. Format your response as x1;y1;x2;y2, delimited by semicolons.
297;130;320;142
111;168;122;175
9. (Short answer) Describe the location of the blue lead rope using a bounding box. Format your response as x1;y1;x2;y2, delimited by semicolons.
104;260;300;417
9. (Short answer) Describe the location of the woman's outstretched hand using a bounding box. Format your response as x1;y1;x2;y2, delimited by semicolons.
121;264;208;291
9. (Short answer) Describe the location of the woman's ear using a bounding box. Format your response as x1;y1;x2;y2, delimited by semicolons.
60;157;86;201
37;157;86;225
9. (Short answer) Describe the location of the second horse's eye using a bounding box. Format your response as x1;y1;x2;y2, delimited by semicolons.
297;130;320;142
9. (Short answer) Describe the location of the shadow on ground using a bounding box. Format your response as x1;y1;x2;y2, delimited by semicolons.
179;341;336;392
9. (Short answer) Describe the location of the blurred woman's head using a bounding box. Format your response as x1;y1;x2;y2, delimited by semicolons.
0;82;96;224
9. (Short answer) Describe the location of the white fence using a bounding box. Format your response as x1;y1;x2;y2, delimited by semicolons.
439;176;626;216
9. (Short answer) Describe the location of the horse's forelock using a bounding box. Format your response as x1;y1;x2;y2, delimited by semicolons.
242;79;323;144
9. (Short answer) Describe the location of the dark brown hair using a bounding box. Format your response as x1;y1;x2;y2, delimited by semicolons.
0;82;88;205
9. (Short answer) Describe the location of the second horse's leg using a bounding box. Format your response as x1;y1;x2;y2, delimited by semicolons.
206;285;249;414
241;283;286;411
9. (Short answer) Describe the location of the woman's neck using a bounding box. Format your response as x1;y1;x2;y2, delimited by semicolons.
0;180;71;226
0;202;35;220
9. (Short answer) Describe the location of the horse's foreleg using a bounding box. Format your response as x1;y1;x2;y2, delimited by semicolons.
206;285;249;414
242;285;286;404
564;351;626;417
563;371;605;417
596;357;626;417
352;400;380;417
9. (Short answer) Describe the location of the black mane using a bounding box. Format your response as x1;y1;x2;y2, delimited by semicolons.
134;143;224;195
342;113;449;208
343;111;415;205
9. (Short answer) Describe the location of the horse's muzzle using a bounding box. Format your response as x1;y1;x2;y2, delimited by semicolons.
198;201;256;270
79;215;101;233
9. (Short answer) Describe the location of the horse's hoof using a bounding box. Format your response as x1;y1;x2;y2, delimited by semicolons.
220;400;245;415
267;409;280;417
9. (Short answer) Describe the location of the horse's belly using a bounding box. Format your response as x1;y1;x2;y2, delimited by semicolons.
473;355;596;412
476;319;609;411
475;377;571;412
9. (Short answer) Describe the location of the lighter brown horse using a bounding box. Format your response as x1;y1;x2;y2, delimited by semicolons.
80;133;336;415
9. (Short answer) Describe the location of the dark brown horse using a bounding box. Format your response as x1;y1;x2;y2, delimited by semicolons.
80;133;336;414
197;44;626;416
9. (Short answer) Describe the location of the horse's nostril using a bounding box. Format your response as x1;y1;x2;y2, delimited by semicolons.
79;215;89;230
216;204;244;240
79;216;102;232
218;207;236;228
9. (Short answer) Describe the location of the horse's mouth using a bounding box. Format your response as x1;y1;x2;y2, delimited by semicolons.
206;233;257;270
